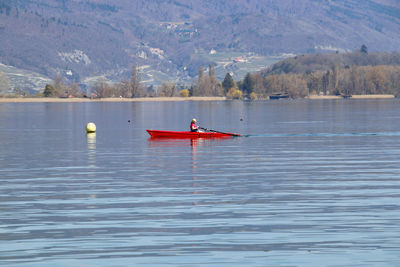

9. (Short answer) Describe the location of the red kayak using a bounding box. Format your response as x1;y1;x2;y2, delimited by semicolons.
147;129;241;138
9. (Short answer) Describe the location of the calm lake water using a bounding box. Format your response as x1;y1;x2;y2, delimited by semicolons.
1;99;400;267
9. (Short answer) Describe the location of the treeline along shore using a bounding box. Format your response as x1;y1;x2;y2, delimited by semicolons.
1;47;400;101
0;96;227;103
0;94;397;102
252;48;400;99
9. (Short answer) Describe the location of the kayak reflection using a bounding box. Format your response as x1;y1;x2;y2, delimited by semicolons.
147;137;209;148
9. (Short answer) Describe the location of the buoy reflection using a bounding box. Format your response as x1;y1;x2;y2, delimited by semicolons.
86;132;96;168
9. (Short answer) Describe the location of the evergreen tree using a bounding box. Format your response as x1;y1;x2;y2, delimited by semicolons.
242;73;255;95
360;44;368;54
43;84;56;97
189;80;197;96
197;66;206;95
222;73;235;94
208;64;221;95
130;65;143;97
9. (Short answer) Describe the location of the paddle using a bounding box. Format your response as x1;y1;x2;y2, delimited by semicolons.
199;127;241;137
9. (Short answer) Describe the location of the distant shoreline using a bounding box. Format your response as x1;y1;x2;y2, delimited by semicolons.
0;96;227;103
307;94;395;100
0;95;396;103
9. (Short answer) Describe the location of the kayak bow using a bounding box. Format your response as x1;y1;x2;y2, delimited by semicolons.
146;129;241;138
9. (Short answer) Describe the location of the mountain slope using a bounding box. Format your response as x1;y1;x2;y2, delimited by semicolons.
0;0;399;89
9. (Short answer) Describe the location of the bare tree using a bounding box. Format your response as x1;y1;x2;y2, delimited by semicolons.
92;78;112;98
119;80;131;97
65;83;82;97
159;82;176;97
53;76;67;97
0;70;10;94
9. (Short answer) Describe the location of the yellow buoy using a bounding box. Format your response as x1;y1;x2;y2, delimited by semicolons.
86;122;96;133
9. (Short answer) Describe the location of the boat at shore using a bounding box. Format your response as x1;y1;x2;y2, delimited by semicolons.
269;93;289;100
146;129;241;138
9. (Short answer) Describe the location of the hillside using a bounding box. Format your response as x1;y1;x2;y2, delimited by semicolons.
0;0;399;91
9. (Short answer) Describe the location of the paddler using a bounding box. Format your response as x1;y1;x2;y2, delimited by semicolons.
190;118;199;132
